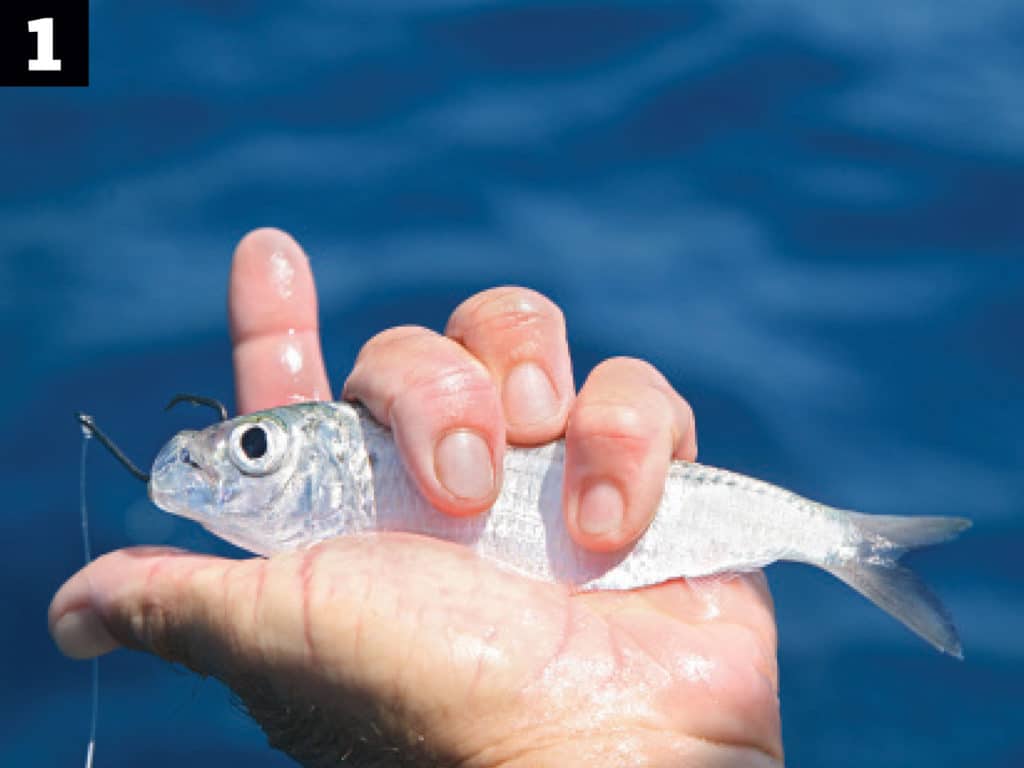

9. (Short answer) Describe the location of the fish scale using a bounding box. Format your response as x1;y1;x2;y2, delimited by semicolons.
147;401;971;657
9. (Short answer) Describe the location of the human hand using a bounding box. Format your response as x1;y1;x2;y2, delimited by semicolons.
50;229;781;766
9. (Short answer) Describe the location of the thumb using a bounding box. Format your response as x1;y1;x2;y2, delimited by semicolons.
48;547;275;674
48;538;545;765
48;545;395;763
47;539;505;695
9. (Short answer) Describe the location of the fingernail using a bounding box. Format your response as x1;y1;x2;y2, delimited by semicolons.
435;430;495;500
503;362;559;428
578;481;625;536
51;608;119;660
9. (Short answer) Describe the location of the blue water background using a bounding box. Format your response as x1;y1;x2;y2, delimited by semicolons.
2;1;1022;765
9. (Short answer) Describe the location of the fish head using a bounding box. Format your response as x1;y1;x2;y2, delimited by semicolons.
148;407;306;551
148;402;371;555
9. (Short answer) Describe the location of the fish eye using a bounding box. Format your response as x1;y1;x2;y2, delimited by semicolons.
240;426;267;459
228;417;287;476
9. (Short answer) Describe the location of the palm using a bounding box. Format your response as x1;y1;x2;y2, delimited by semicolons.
238;534;782;766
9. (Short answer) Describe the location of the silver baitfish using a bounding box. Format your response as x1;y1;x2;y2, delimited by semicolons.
147;401;970;657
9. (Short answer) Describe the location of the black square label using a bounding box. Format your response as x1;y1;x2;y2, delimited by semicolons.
0;1;89;86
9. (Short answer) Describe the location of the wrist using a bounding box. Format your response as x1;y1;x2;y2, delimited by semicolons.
489;731;783;768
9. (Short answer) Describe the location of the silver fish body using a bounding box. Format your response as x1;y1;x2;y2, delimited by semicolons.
149;401;970;655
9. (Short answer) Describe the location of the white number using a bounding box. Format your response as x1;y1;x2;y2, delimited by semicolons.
28;17;62;72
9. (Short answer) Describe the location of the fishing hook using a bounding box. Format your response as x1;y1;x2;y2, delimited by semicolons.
164;393;229;422
75;395;228;484
75;412;151;484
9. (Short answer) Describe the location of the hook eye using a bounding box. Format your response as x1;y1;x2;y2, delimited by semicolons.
75;412;151;483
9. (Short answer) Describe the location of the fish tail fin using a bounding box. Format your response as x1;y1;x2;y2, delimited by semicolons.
824;513;971;658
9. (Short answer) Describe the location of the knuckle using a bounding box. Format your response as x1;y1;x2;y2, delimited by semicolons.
350;324;499;428
296;547;328;662
130;591;194;668
568;400;660;455
129;595;167;651
404;357;493;400
449;286;565;342
590;356;667;387
678;396;695;431
391;356;497;424
355;325;434;363
585;356;691;441
222;560;265;654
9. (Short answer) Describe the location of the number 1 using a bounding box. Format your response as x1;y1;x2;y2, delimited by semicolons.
28;17;62;72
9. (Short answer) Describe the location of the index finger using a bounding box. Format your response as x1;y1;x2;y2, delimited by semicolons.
229;228;331;413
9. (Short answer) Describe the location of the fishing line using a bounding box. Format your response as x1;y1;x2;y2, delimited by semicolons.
79;422;98;768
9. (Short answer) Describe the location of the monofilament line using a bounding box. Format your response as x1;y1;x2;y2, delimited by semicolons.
79;423;98;768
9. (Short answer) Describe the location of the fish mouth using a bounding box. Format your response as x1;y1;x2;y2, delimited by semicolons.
148;432;217;521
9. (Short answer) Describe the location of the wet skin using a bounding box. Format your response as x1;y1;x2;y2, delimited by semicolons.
50;228;782;767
